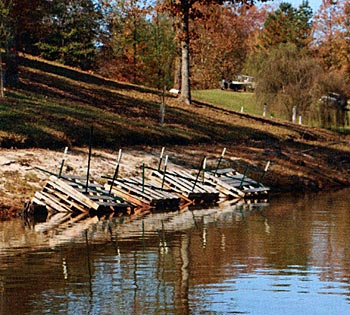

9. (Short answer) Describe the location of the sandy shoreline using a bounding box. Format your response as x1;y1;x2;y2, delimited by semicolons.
1;143;350;218
0;146;192;215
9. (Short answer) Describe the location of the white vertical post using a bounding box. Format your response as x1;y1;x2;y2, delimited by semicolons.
292;106;297;123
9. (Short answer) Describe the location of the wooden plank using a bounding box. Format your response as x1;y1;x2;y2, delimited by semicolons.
205;167;270;200
68;180;104;189
107;175;183;209
34;191;76;213
61;174;87;180
126;180;166;200
126;178;175;199
204;173;245;198
109;179;180;209
242;187;270;193
165;171;206;193
96;201;130;208
48;176;99;210
124;178;179;204
152;170;219;204
43;182;87;211
151;171;190;191
209;168;237;175
175;170;218;193
108;185;151;208
75;187;112;195
42;184;90;212
110;180;154;202
88;195;116;201
154;171;205;193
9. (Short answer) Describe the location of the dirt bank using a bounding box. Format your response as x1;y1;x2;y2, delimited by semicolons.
1;140;350;218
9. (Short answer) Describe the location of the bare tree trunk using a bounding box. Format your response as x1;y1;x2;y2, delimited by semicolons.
179;0;191;105
173;55;181;90
4;40;18;87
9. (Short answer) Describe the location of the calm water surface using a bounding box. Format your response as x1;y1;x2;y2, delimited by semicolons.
1;189;350;314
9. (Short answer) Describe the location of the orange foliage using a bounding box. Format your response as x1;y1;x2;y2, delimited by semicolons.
190;4;266;88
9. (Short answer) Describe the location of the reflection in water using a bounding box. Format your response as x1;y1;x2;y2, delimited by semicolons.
0;190;350;314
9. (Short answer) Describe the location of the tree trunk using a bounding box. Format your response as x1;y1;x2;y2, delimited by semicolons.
132;12;137;84
173;55;181;90
4;42;19;87
179;0;191;105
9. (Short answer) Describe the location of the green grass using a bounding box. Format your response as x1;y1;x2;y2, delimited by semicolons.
192;89;263;115
3;56;256;149
1;55;345;153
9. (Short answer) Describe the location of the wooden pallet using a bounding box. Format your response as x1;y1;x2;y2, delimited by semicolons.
151;169;220;204
31;175;132;214
105;177;182;210
205;168;269;199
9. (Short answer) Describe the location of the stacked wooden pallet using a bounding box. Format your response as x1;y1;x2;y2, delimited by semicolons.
105;177;182;210
31;175;132;214
151;169;220;204
205;168;269;199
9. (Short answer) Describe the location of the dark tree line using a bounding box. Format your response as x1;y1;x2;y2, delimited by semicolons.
0;0;267;105
1;0;350;121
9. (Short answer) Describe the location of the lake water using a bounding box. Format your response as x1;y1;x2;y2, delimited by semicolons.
1;189;350;314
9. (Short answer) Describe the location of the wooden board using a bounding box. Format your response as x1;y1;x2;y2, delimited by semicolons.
31;175;132;214
205;168;270;200
151;170;220;204
106;177;182;210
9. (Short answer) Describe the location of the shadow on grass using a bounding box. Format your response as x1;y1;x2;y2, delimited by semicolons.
1;55;339;156
19;56;156;95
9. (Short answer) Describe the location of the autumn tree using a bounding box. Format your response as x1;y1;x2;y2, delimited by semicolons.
339;0;350;79
259;1;313;50
161;0;269;105
312;0;350;81
190;4;266;88
97;0;153;83
312;0;342;70
248;43;322;120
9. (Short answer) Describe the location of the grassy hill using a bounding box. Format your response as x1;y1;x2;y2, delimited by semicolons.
2;54;350;197
192;89;260;115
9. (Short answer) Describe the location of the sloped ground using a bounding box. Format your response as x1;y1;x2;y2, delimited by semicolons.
1;55;350;217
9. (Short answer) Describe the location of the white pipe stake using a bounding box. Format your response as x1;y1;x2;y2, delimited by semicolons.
160;147;165;159
221;148;226;157
117;149;122;164
63;147;68;160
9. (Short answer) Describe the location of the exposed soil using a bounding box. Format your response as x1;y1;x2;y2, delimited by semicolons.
2;56;350;219
2;138;350;219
